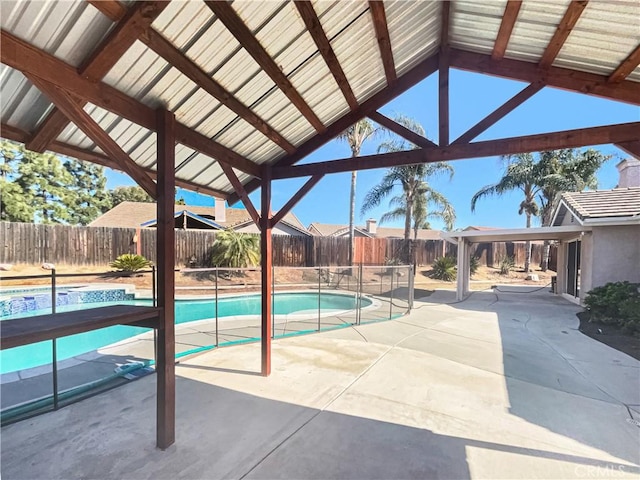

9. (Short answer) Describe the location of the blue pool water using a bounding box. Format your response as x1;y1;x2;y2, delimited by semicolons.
1;293;370;374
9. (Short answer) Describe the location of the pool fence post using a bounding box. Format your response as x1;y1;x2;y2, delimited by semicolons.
389;266;394;320
272;265;275;339
215;266;219;347
357;263;363;325
408;265;414;312
317;266;321;331
152;265;157;363
51;268;59;411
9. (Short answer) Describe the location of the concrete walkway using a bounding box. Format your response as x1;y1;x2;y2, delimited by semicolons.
1;290;639;479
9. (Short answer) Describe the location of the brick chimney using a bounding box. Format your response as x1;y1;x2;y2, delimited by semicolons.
616;158;640;188
366;218;377;235
214;197;226;222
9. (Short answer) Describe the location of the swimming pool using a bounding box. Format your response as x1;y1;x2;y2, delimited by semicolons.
1;292;371;374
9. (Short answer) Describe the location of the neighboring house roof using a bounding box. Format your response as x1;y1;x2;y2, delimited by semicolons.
141;211;225;230
463;226;500;231
90;202;307;232
231;218;312;237
552;188;640;226
307;222;442;240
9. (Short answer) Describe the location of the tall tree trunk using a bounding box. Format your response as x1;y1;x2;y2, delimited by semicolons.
541;240;551;272
404;196;413;264
348;170;356;266
524;213;532;273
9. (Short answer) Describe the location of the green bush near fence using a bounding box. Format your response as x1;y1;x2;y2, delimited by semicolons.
584;281;640;336
431;256;457;281
109;254;152;273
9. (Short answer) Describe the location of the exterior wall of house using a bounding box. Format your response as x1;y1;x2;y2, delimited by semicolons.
234;223;307;236
589;225;640;293
579;232;593;302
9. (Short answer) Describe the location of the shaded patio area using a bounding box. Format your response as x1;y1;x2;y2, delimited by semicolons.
2;290;638;479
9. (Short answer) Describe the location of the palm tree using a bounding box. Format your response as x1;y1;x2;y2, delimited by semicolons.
210;229;260;269
336;119;377;265
471;153;540;272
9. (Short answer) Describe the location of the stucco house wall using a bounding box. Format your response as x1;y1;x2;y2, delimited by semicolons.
590;225;640;290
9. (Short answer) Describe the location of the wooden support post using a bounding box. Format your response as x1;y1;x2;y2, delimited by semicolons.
439;1;450;147
260;165;273;377
156;108;176;450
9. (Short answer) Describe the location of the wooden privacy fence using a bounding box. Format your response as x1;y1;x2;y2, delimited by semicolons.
0;222;556;269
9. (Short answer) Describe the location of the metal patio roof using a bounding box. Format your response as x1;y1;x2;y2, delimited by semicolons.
1;1;639;200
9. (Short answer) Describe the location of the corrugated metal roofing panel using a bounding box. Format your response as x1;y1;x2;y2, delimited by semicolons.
57;122;95;151
312;1;369;40
451;0;505;54
630;66;640;83
0;68;51;132
387;0;440;77
152;1;214;50
0;0;113;67
553;2;640;77
231;1;285;33
330;6;387;105
505;0;572;63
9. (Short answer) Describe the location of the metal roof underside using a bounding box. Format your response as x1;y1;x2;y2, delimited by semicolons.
1;0;638;198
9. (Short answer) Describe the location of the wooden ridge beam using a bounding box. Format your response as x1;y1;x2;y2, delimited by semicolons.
271;122;640;179
1;30;261;178
227;52;440;205
220;162;260;227
369;1;396;86
142;29;295;154
1;123;230;198
439;0;450;146
206;1;325;133
28;75;158;197
539;1;588;68
449;48;640;105
492;1;522;60
368;111;437;148
271;174;323;227
452;83;543;145
27;1;168;153
615;141;640;160
86;0;127;23
608;45;640;84
294;1;358;110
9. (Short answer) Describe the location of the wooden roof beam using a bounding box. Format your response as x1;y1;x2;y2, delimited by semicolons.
271;174;323;228
608;45;640;84
1;30;261;178
615;141;640;160
368;111;437;148
452;82;543;145
206;1;325;133
369;1;396;86
26;1;168;153
141;29;295;154
272;122;640;179
2;123;230;198
449;48;640;105
219;163;260;227
492;1;522;60
294;1;359;111
539;1;588;68
28;75;158;198
228;52;440;205
439;0;450;146
86;0;127;22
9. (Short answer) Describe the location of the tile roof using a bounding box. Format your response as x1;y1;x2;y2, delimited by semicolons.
308;222;442;240
90;202;306;231
559;188;640;221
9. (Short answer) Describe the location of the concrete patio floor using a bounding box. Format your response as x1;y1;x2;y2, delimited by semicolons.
1;289;639;479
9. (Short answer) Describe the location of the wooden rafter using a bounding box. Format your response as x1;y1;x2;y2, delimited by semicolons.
28;75;158;197
615;141;640;160
219;162;260;227
271;122;640;179
452;83;543;145
228;53;440;204
539;1;588;68
270;174;323;227
3;123;230;197
492;1;522;60
141;29;296;154
439;0;450;146
449;48;640;105
86;0;127;22
26;1;167;153
368;111;437;149
294;1;358;110
608;45;640;84
1;30;261;178
369;1;396;86
205;1;325;133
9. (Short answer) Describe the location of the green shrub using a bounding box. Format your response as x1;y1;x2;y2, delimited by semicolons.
584;281;640;335
110;254;152;272
211;229;260;268
431;256;457;282
498;255;515;275
470;256;479;277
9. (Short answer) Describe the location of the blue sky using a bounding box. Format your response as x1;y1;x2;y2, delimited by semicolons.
106;69;639;230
